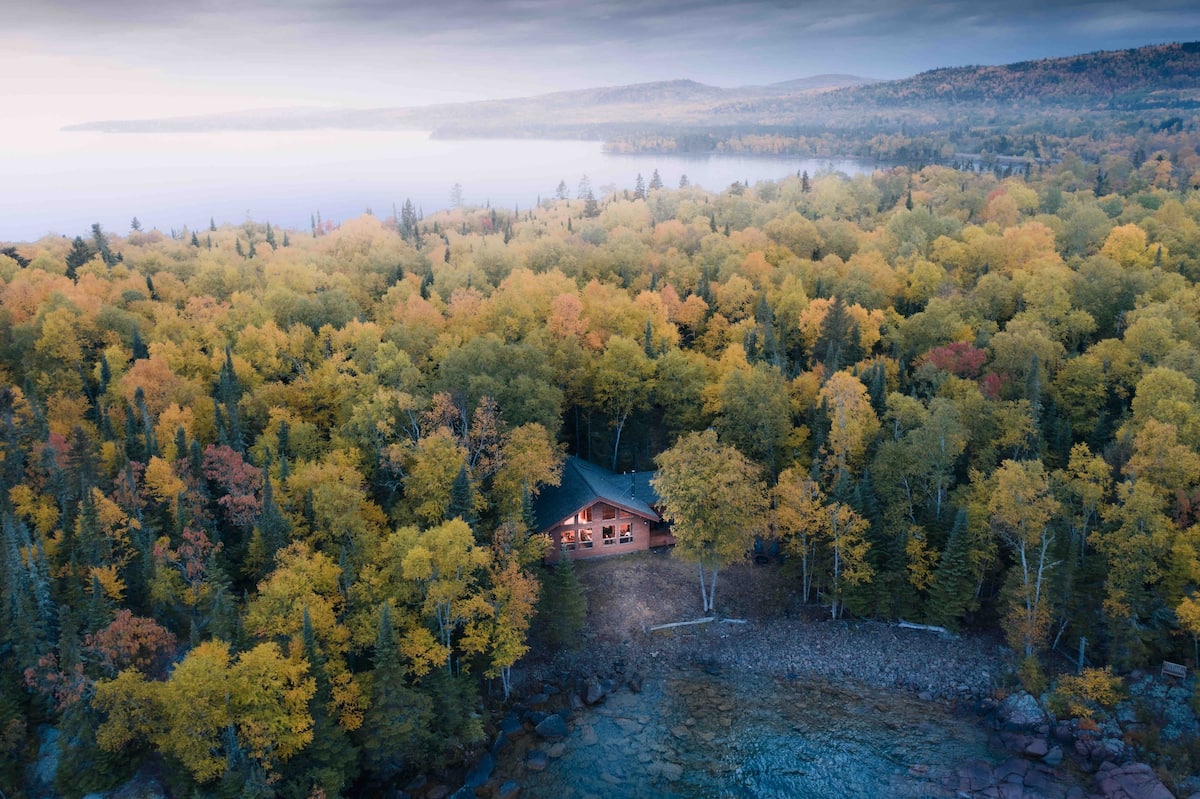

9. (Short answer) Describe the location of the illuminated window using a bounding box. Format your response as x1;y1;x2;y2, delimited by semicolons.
580;507;593;522
580;528;594;548
619;523;633;543
561;529;577;551
602;525;616;545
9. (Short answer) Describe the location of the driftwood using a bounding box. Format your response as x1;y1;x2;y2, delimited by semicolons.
898;619;956;637
648;617;748;631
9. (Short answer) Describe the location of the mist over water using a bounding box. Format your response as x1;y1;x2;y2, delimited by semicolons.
1;127;873;242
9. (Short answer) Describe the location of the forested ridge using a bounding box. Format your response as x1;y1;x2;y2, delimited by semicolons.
3;126;1200;795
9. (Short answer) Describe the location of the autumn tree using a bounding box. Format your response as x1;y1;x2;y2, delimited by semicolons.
773;468;827;603
652;429;768;613
989;459;1061;658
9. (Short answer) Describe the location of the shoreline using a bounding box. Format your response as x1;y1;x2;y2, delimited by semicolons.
520;552;1014;703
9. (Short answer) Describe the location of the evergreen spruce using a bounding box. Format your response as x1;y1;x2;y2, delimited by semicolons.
65;236;91;281
925;507;976;629
280;609;359;798
446;465;476;528
361;604;434;782
536;552;587;650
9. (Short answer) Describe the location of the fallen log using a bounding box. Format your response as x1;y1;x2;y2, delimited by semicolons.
649;617;715;631
648;617;748;631
898;619;956;637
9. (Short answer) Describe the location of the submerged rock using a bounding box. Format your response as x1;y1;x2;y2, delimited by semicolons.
535;713;569;741
584;677;607;705
464;751;495;788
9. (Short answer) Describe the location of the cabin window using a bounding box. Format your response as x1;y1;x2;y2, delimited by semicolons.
601;504;617;520
619;523;633;544
579;507;593;523
561;529;577;551
601;525;616;545
580;528;594;548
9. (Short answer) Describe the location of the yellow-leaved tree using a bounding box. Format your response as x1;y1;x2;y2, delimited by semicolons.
652;429;768;613
988;459;1060;658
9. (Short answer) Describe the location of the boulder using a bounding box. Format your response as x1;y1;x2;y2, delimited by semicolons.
1043;745;1064;766
526;749;550;771
627;672;644;694
535;713;569;741
1000;692;1047;730
1023;737;1049;758
584;678;607;705
500;713;523;736
497;781;520;799
1095;761;1174;799
957;759;997;793
464;751;495;788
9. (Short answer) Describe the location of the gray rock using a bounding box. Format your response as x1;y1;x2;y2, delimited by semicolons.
585;678;607;705
1043;745;1064;766
535;714;569;741
497;781;520;799
1096;761;1174;799
1023;737;1049;758
464;751;495;788
957;759;996;793
627;672;644;693
1097;737;1127;764
500;713;523;735
1001;692;1047;729
526;749;550;771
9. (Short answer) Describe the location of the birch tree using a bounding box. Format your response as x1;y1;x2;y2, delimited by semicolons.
988;459;1061;657
652;430;767;613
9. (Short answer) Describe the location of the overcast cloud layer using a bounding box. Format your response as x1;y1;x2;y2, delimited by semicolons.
5;0;1200;126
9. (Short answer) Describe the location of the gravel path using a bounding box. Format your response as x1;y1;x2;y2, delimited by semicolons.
524;549;1014;700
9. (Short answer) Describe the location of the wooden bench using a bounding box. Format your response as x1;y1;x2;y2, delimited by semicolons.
1161;661;1187;681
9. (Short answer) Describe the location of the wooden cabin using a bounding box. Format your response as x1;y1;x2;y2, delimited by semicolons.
534;457;674;561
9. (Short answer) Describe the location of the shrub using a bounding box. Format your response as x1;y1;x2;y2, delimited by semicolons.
1048;667;1124;720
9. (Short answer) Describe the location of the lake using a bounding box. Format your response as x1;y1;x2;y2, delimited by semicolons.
0;126;874;242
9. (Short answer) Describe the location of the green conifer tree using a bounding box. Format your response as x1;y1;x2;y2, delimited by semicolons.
360;604;433;781
925;508;976;629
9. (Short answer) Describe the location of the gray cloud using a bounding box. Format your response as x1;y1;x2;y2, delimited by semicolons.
5;0;1199;124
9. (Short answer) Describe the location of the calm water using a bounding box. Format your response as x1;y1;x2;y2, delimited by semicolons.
493;669;1027;799
0;126;873;242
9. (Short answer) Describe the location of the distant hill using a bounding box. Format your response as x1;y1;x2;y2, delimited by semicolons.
767;74;880;92
836;41;1200;109
59;75;873;135
63;42;1200;137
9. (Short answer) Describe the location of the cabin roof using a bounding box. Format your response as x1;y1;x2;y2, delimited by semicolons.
533;457;661;530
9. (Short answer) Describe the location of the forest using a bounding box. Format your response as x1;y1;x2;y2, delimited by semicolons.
3;111;1200;797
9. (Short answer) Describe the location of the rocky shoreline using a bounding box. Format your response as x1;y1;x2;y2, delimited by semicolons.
467;554;1200;799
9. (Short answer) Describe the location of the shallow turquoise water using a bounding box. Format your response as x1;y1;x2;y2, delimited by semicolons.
493;668;1006;798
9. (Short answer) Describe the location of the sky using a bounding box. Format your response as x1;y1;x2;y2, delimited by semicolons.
5;0;1200;127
